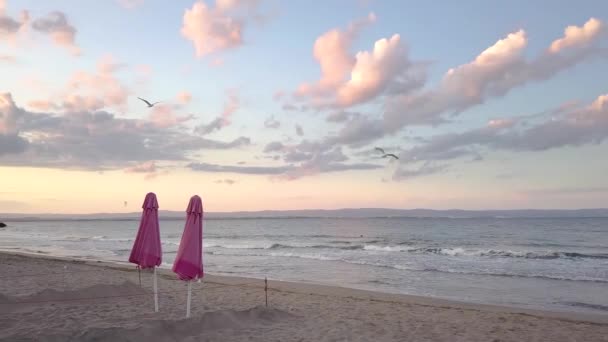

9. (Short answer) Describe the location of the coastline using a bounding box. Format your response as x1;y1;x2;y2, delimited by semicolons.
2;251;608;341
2;250;607;325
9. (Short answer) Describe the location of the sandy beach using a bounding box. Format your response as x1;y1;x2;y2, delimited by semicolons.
1;252;607;342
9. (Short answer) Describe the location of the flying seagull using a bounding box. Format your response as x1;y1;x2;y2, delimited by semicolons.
383;153;399;160
374;147;385;154
124;201;128;207
137;97;161;108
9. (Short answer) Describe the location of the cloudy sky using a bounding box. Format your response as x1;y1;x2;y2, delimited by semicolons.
1;0;607;213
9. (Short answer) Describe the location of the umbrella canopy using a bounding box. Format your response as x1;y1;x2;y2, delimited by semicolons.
172;195;204;281
129;192;162;269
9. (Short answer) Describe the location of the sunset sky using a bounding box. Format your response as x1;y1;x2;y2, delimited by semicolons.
1;0;607;213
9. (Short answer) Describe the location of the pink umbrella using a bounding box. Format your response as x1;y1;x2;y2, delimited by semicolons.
129;192;162;312
173;195;204;317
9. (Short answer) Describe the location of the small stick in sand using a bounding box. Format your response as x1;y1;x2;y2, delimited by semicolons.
265;277;268;307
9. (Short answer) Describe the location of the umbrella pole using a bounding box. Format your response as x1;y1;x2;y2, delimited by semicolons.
186;281;192;318
137;266;141;287
153;267;159;312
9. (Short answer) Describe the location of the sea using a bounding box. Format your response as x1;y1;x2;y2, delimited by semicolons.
1;217;607;315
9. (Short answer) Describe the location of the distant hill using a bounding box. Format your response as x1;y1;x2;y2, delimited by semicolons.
2;208;608;221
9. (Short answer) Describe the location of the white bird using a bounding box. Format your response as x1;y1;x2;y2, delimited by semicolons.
374;147;385;154
382;153;399;160
137;97;161;108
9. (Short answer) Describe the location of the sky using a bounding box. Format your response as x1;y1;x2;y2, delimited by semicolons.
1;0;607;213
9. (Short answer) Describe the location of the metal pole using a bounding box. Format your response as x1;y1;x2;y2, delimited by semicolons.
137;266;141;287
153;267;158;312
265;277;268;307
186;281;192;318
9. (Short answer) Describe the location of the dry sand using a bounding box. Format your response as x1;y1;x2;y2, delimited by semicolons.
1;252;607;341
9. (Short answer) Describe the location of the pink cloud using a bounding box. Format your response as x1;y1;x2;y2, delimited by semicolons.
385;18;605;130
27;99;56;111
549;18;603;53
0;2;29;44
124;160;169;180
195;90;240;135
125;160;156;173
589;94;608;112
149;105;194;128
0;54;16;63
487;119;515;129
181;0;262;57
336;34;408;107
55;55;130;112
26;55;130;113
294;13;417;108
442;30;527;101
177;91;192;104
219;89;239;125
31;11;80;55
296;13;376;98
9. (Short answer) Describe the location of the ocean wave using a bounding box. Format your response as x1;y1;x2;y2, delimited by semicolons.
208;249;608;283
362;245;413;252
560;302;608;312
200;240;608;260
413;248;608;260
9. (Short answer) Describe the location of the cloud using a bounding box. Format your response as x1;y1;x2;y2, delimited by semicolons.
296;13;376;98
214;178;237;185
0;54;16;63
0;133;28;156
195;90;239;135
181;0;263;57
522;186;608;196
393;162;447;180
148;104;194;128
264;115;280;129
0;3;28;42
189;162;291;175
190;144;381;180
385;18;607;130
395;93;608;167
295;124;304;136
116;0;144;9
326;110;359;123
28;55;131;113
177;91;192;104
549;18;603;53
31;11;80;55
196;117;224;135
263;141;284;153
294;13;423;109
124;160;156;173
0;92;251;169
124;160;166;179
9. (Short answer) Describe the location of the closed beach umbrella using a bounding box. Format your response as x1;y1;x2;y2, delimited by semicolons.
129;192;162;312
173;195;204;317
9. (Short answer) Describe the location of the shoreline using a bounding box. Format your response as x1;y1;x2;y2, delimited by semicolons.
3;250;607;325
3;251;608;341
